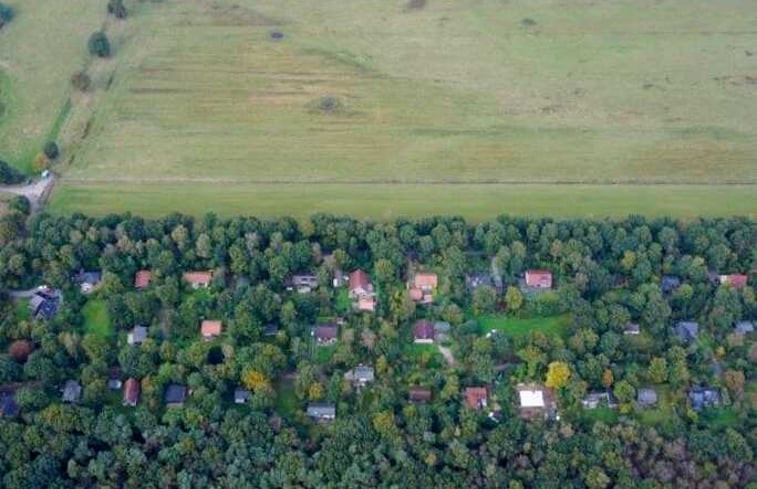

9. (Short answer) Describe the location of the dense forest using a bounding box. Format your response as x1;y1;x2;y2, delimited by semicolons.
0;207;754;488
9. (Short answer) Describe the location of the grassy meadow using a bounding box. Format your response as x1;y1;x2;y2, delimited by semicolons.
21;0;757;217
0;0;104;173
479;314;570;339
81;299;113;339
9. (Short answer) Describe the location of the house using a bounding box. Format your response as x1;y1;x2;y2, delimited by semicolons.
28;287;61;321
517;384;557;420
524;270;553;289
134;270;152;289
623;322;640;335
464;387;489;410
661;275;681;294
332;268;346;288
263;323;279;337
349;269;374;298
719;274;748;289
637;388;658;407
127;325;148;346
313;325;338;345
434;321;451;342
287;273;318;293
581;391;616;409
408;387;432;403
675;321;699;343
164;384;188;407
356;295;376;312
465;273;496;292
61;380;82;403
345;366;375;386
123;378;140;407
183;271;213;289
234;388;251;404
107;369;122;390
413;320;435;344
200;320;222;340
734;321;754;335
0;392;19;418
306;403;336;421
409;272;437;304
74;270;102;293
689;387;721;411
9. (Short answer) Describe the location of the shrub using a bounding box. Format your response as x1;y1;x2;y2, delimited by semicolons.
88;31;111;58
406;0;427;10
0;160;24;185
71;71;92;92
9;340;32;363
107;0;127;19
43;142;59;160
0;3;14;26
8;195;30;215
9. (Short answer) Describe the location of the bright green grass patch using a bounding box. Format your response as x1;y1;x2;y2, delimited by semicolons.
314;345;336;364
49;183;757;221
582;407;620;424
334;289;352;315
14;298;31;322
275;378;299;420
479;314;571;339
402;344;442;368
700;407;739;430
82;299;113;339
638;385;676;427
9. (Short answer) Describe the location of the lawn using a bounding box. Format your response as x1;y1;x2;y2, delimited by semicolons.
275;378;299;420
638;385;676;427
402;343;442;368
81;299;113;339
314;345;336;364
48;0;756;218
479;314;570;339
0;0;105;173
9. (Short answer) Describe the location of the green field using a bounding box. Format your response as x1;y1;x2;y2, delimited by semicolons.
81;299;113;339
18;0;757;217
0;0;105;173
479;314;570;339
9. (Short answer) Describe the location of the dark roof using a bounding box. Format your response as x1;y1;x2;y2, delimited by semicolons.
234;388;251;403
465;273;494;290
675;321;699;342
0;393;19;417
263;324;279;336
164;384;188;405
29;289;61;321
409;387;432;403
413;320;435;341
689;387;720;411
661;275;681;293
75;271;102;285
313;325;338;342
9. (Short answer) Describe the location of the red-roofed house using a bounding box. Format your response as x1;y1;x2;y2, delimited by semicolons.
201;320;222;340
525;270;553;289
413;320;435;344
134;270;152;289
357;295;376;312
184;271;213;288
464;387;488;410
719;274;748;289
123;378;140;407
349;269;374;297
409;272;437;304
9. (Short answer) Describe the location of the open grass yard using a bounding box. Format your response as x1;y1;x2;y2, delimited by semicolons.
0;0;104;173
47;0;757;217
479;313;570;339
81;299;113;339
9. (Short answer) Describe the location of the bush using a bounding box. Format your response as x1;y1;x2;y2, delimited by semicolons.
0;160;24;185
71;71;92;92
8;195;30;215
0;3;14;25
88;31;111;58
107;0;127;19
43;142;59;160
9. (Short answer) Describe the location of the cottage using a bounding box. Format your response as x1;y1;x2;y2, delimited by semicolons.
127;325;148;346
123;378;140;407
183;271;213;289
719;274;748;289
675;321;699;343
107;369;122;390
263;323;279;337
413;320;435;344
356;295;376;312
234;388;251;404
313;325;338;345
164;384;188;407
134;270;152;289
517;384;557;420
464;387;489;410
29;287;61;321
689;387;721;411
581;391;616;409
201;320;223;340
409;272;437;304
287;273;319;293
434;321;451;342
465;273;496;292
524;270;553;289
75;270;102;293
623;323;640;336
0;392;19;418
661;275;681;294
61;380;82;403
349;269;374;298
734;321;754;335
345;365;375;386
306;403;336;421
637;388;658;407
408;387;432;403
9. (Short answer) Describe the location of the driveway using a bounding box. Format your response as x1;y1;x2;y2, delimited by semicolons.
0;174;56;213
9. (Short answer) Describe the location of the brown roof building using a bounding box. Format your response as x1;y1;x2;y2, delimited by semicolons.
314;325;338;344
201;320;223;340
123;378;140;407
413;320;435;344
720;274;748;289
349;269;374;297
464;387;489;410
409;387;432;403
409;272;437;304
134;270;152;289
525;270;553;289
183;271;213;288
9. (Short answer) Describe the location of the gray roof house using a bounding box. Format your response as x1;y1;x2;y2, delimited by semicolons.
689;387;721;411
306;403;336;421
234;388;251;404
465;273;496;292
734;321;754;335
75;271;102;293
581;391;616;409
29;288;61;321
165;384;188;407
675;321;699;343
637;388;658;407
661;275;681;294
127;326;148;345
345;366;375;385
61;380;82;403
623;323;640;335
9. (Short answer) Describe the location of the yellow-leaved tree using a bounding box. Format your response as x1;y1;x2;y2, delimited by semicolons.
545;361;571;389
